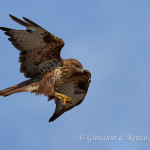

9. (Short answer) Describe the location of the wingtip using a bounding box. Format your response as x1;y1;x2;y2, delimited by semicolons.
0;27;10;31
8;14;29;27
22;17;29;23
23;16;41;28
22;16;26;20
9;14;12;17
49;118;53;123
9;14;15;20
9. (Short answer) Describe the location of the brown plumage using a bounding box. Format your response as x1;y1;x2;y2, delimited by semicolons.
0;14;91;122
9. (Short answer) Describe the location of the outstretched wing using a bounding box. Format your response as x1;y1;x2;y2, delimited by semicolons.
0;14;64;78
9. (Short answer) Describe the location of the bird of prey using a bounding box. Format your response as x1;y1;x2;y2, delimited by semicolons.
0;14;91;122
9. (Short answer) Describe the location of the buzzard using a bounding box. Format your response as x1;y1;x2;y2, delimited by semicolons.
0;14;91;122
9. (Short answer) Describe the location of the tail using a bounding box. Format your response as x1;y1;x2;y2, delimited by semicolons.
0;79;37;97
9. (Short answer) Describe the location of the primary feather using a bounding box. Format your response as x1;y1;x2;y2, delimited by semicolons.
0;14;64;78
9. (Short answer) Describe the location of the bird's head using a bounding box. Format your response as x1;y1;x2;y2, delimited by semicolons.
70;59;84;73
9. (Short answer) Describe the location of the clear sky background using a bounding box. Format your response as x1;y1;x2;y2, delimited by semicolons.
0;0;150;149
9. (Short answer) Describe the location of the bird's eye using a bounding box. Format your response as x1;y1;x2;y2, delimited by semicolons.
74;63;81;68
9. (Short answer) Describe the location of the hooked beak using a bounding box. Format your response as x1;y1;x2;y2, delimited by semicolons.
75;67;84;74
80;68;84;74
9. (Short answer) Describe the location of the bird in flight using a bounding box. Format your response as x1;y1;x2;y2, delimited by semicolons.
0;14;91;122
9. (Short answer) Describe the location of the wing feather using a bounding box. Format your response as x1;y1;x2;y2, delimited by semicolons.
0;14;64;78
49;70;91;122
9;14;29;27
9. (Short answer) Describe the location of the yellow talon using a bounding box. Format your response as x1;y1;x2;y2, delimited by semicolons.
54;92;72;105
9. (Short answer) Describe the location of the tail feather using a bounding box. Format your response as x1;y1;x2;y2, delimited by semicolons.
0;79;36;97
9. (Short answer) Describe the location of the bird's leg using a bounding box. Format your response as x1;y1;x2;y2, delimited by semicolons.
53;92;72;105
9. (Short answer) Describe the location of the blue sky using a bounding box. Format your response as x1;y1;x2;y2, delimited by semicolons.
0;0;150;149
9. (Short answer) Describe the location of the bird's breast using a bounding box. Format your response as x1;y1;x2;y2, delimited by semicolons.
54;69;62;82
53;68;69;85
